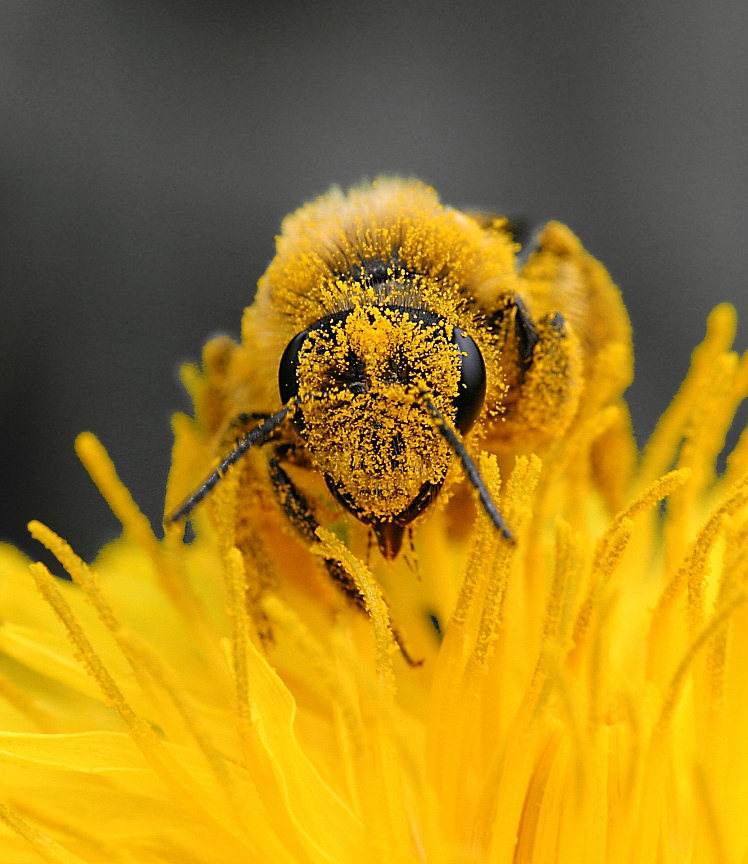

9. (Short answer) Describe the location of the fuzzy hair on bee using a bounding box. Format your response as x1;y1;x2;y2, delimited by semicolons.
168;178;634;641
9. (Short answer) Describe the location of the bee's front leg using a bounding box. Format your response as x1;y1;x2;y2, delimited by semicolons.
267;447;421;665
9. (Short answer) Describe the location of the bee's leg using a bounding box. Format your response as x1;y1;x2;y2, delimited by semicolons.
512;295;540;376
267;449;421;666
168;409;288;524
483;292;582;451
484;294;541;380
515;308;582;439
222;411;280;448
266;447;322;547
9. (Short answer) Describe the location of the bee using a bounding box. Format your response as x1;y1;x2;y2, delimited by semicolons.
169;178;633;627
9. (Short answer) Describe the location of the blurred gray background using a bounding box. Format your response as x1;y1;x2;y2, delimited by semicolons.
2;0;746;561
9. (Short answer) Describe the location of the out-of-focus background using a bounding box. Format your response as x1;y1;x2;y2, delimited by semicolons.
2;1;746;561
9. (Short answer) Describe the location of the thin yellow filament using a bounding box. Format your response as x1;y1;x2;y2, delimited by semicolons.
571;469;691;661
692;762;729;864
75;432;218;664
652;474;748;626
469;455;539;671
0;802;88;864
26;561;256;857
28;520;234;793
74;432;161;563
638;304;737;489
28;561;140;729
314;528;396;692
658;591;746;730
224;546;251;735
0;671;55;733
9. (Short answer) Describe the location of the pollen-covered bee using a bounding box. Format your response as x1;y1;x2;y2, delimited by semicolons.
169;178;633;638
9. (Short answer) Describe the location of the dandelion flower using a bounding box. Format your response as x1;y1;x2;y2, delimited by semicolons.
1;210;747;861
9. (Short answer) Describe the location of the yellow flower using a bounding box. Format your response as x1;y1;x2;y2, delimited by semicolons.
1;299;748;861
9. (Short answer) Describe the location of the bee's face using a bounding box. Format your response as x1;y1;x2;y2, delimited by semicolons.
278;304;486;540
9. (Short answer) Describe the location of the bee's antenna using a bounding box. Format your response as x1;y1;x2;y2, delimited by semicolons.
167;402;294;523
418;390;514;543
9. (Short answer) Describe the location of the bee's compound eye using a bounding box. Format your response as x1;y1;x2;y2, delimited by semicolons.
453;329;486;433
278;329;310;404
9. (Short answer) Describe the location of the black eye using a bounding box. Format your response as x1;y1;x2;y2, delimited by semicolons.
452;329;486;433
279;309;357;404
278;329;309;404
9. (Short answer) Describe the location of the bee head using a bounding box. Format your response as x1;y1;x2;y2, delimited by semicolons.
278;304;486;554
